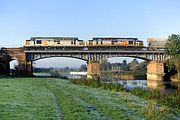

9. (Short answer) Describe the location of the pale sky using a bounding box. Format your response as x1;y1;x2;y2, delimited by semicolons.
1;0;180;68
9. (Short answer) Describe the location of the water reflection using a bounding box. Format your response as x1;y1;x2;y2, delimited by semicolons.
33;73;52;77
115;79;180;92
117;80;147;89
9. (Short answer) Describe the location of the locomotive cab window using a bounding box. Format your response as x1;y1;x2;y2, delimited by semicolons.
96;41;98;45
111;41;114;45
111;40;117;45
36;40;42;44
101;40;103;45
129;41;133;44
26;41;30;45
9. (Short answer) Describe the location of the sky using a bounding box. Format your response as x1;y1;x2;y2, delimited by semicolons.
1;0;180;68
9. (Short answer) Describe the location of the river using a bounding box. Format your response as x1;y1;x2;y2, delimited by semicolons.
33;73;180;92
114;79;180;93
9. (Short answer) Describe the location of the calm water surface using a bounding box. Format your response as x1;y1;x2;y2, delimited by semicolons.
34;73;180;92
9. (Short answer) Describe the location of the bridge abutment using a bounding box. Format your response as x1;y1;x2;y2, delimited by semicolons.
1;48;33;76
87;61;101;80
147;61;165;88
17;61;33;76
26;61;33;76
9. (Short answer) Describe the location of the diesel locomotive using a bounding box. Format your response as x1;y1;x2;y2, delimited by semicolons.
86;37;144;47
24;37;85;47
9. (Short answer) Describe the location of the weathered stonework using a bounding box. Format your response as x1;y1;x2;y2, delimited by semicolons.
1;48;33;76
147;61;165;81
87;61;100;80
146;61;166;88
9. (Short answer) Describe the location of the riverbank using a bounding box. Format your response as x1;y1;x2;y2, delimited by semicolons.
101;71;146;80
0;78;179;119
71;79;180;112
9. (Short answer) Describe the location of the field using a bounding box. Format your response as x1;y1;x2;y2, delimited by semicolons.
0;78;179;120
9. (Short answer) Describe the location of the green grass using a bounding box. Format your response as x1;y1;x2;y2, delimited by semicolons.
0;78;179;120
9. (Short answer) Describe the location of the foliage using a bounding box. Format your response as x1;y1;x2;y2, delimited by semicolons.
165;62;177;74
128;59;139;71
144;101;156;118
100;59;111;71
121;60;130;71
137;61;147;71
33;67;54;73
101;69;146;79
130;87;180;111
165;34;180;76
165;34;180;57
71;79;126;92
79;64;87;71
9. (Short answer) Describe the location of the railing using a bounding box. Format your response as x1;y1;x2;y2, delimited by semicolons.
24;50;165;54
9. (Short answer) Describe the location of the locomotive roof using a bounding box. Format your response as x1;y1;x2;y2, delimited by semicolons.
30;37;79;40
92;37;139;41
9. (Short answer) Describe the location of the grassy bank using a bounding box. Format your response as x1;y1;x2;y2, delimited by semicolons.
0;78;179;120
72;79;180;112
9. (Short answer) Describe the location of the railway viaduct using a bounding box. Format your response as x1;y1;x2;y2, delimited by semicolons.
0;47;170;87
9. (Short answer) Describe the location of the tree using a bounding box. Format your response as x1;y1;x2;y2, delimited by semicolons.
165;34;180;57
165;34;180;76
121;60;130;71
100;59;111;71
122;60;128;66
128;59;139;71
137;61;147;71
80;64;87;71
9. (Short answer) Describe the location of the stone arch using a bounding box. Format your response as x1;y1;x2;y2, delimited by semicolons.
10;59;19;69
1;48;26;63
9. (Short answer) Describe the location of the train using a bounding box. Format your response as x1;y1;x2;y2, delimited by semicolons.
24;37;85;47
24;37;144;50
147;38;167;50
86;37;144;47
24;37;167;50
